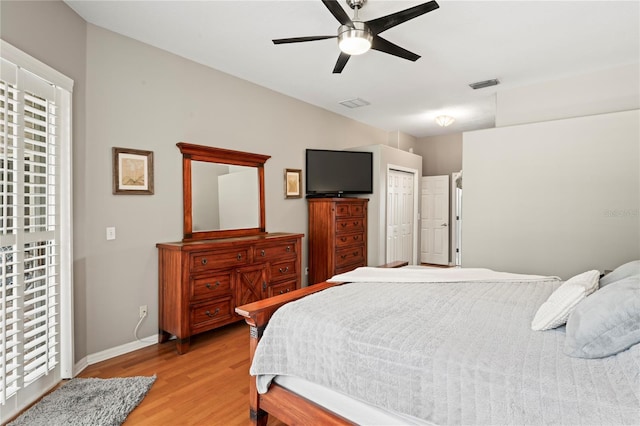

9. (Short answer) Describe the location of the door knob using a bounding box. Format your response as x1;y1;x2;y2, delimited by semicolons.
441;223;448;227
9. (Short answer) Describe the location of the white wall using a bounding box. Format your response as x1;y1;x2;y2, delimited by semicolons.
497;63;640;127
462;109;639;279
351;144;423;266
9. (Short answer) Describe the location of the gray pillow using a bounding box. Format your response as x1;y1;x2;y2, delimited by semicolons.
599;260;640;287
564;274;640;358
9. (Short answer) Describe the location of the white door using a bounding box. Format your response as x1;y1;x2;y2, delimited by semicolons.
421;176;450;265
386;169;414;264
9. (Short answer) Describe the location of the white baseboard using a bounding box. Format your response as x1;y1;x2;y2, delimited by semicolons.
73;335;157;377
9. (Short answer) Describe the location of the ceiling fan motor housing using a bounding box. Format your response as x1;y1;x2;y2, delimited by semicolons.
346;0;367;10
338;22;372;55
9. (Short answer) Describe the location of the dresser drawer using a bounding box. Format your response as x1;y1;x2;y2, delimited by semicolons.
190;248;249;272
336;218;364;234
335;203;365;218
268;280;297;297
335;244;365;268
269;259;298;282
190;273;232;302
335;263;362;276
191;298;234;331
254;241;297;262
335;232;364;248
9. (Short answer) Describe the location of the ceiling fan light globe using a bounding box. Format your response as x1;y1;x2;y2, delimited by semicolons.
338;23;372;55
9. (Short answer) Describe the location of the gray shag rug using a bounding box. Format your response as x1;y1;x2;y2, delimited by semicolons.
9;376;156;426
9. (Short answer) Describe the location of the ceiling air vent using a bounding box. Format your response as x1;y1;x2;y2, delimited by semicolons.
339;98;370;108
469;79;500;90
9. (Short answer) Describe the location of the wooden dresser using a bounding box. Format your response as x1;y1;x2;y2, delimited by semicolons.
308;198;368;285
157;232;303;354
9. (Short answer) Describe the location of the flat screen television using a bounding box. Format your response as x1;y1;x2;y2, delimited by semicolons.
305;149;373;197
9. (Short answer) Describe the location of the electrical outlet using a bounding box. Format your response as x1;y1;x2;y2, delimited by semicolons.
139;305;148;318
106;227;116;240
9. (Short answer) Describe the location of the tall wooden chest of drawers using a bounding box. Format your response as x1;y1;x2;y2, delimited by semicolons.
308;198;368;285
157;232;303;354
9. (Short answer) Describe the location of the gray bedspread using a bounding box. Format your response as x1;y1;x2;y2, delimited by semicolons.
250;278;640;425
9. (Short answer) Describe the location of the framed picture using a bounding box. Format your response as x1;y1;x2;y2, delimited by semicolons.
112;147;154;195
284;168;302;199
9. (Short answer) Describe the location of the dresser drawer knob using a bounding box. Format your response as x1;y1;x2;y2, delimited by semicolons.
205;281;220;290
341;254;347;259
205;308;220;318
279;266;289;273
353;221;359;226
353;251;359;256
201;258;208;265
279;288;291;295
341;222;347;227
237;253;242;261
262;281;267;291
353;235;359;241
286;246;291;252
340;237;347;242
260;249;265;257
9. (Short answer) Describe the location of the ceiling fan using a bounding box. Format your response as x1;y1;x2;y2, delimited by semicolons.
272;0;440;74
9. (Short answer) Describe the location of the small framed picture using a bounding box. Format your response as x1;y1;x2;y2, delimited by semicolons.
284;168;302;199
112;147;154;195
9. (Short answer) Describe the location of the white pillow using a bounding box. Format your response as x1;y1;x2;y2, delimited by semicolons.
531;270;600;331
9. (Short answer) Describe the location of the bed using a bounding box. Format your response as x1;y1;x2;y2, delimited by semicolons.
235;261;640;425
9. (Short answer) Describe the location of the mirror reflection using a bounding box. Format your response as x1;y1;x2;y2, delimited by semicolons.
191;161;259;232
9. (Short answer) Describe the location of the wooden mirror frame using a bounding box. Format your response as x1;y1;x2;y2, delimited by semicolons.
177;142;271;241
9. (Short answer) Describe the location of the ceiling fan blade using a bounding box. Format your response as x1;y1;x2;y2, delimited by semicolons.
273;35;336;45
332;52;351;74
322;0;353;27
367;1;439;34
371;36;420;61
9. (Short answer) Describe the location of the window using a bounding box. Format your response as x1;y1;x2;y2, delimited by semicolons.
0;40;73;423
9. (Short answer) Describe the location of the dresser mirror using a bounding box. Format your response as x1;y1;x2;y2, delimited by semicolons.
177;142;270;241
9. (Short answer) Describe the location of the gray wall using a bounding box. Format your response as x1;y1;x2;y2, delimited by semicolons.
462;109;639;279
1;0;89;366
2;1;392;362
415;133;463;177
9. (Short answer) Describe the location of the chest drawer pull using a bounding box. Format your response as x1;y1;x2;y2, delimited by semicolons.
278;266;289;273
286;246;291;252
262;281;267;291
354;235;359;241
237;253;242;261
341;254;347;259
279;288;291;295
260;249;265;257
353;221;359;226
205;281;220;290
201;258;208;265
205;308;220;318
341;222;347;227
340;237;347;242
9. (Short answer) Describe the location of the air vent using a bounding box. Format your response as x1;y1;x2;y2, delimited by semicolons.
339;98;370;108
469;79;500;90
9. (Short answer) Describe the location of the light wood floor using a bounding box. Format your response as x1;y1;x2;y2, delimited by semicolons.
78;322;286;426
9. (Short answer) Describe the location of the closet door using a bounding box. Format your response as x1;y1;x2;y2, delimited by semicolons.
387;169;414;264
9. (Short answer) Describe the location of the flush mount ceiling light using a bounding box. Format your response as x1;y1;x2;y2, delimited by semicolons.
435;115;455;127
338;22;372;55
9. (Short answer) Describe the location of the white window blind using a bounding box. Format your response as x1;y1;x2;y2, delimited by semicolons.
0;40;72;422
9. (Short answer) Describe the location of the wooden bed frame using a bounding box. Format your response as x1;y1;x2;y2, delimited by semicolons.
234;261;408;426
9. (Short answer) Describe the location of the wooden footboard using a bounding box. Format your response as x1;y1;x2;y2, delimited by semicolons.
235;261;408;425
